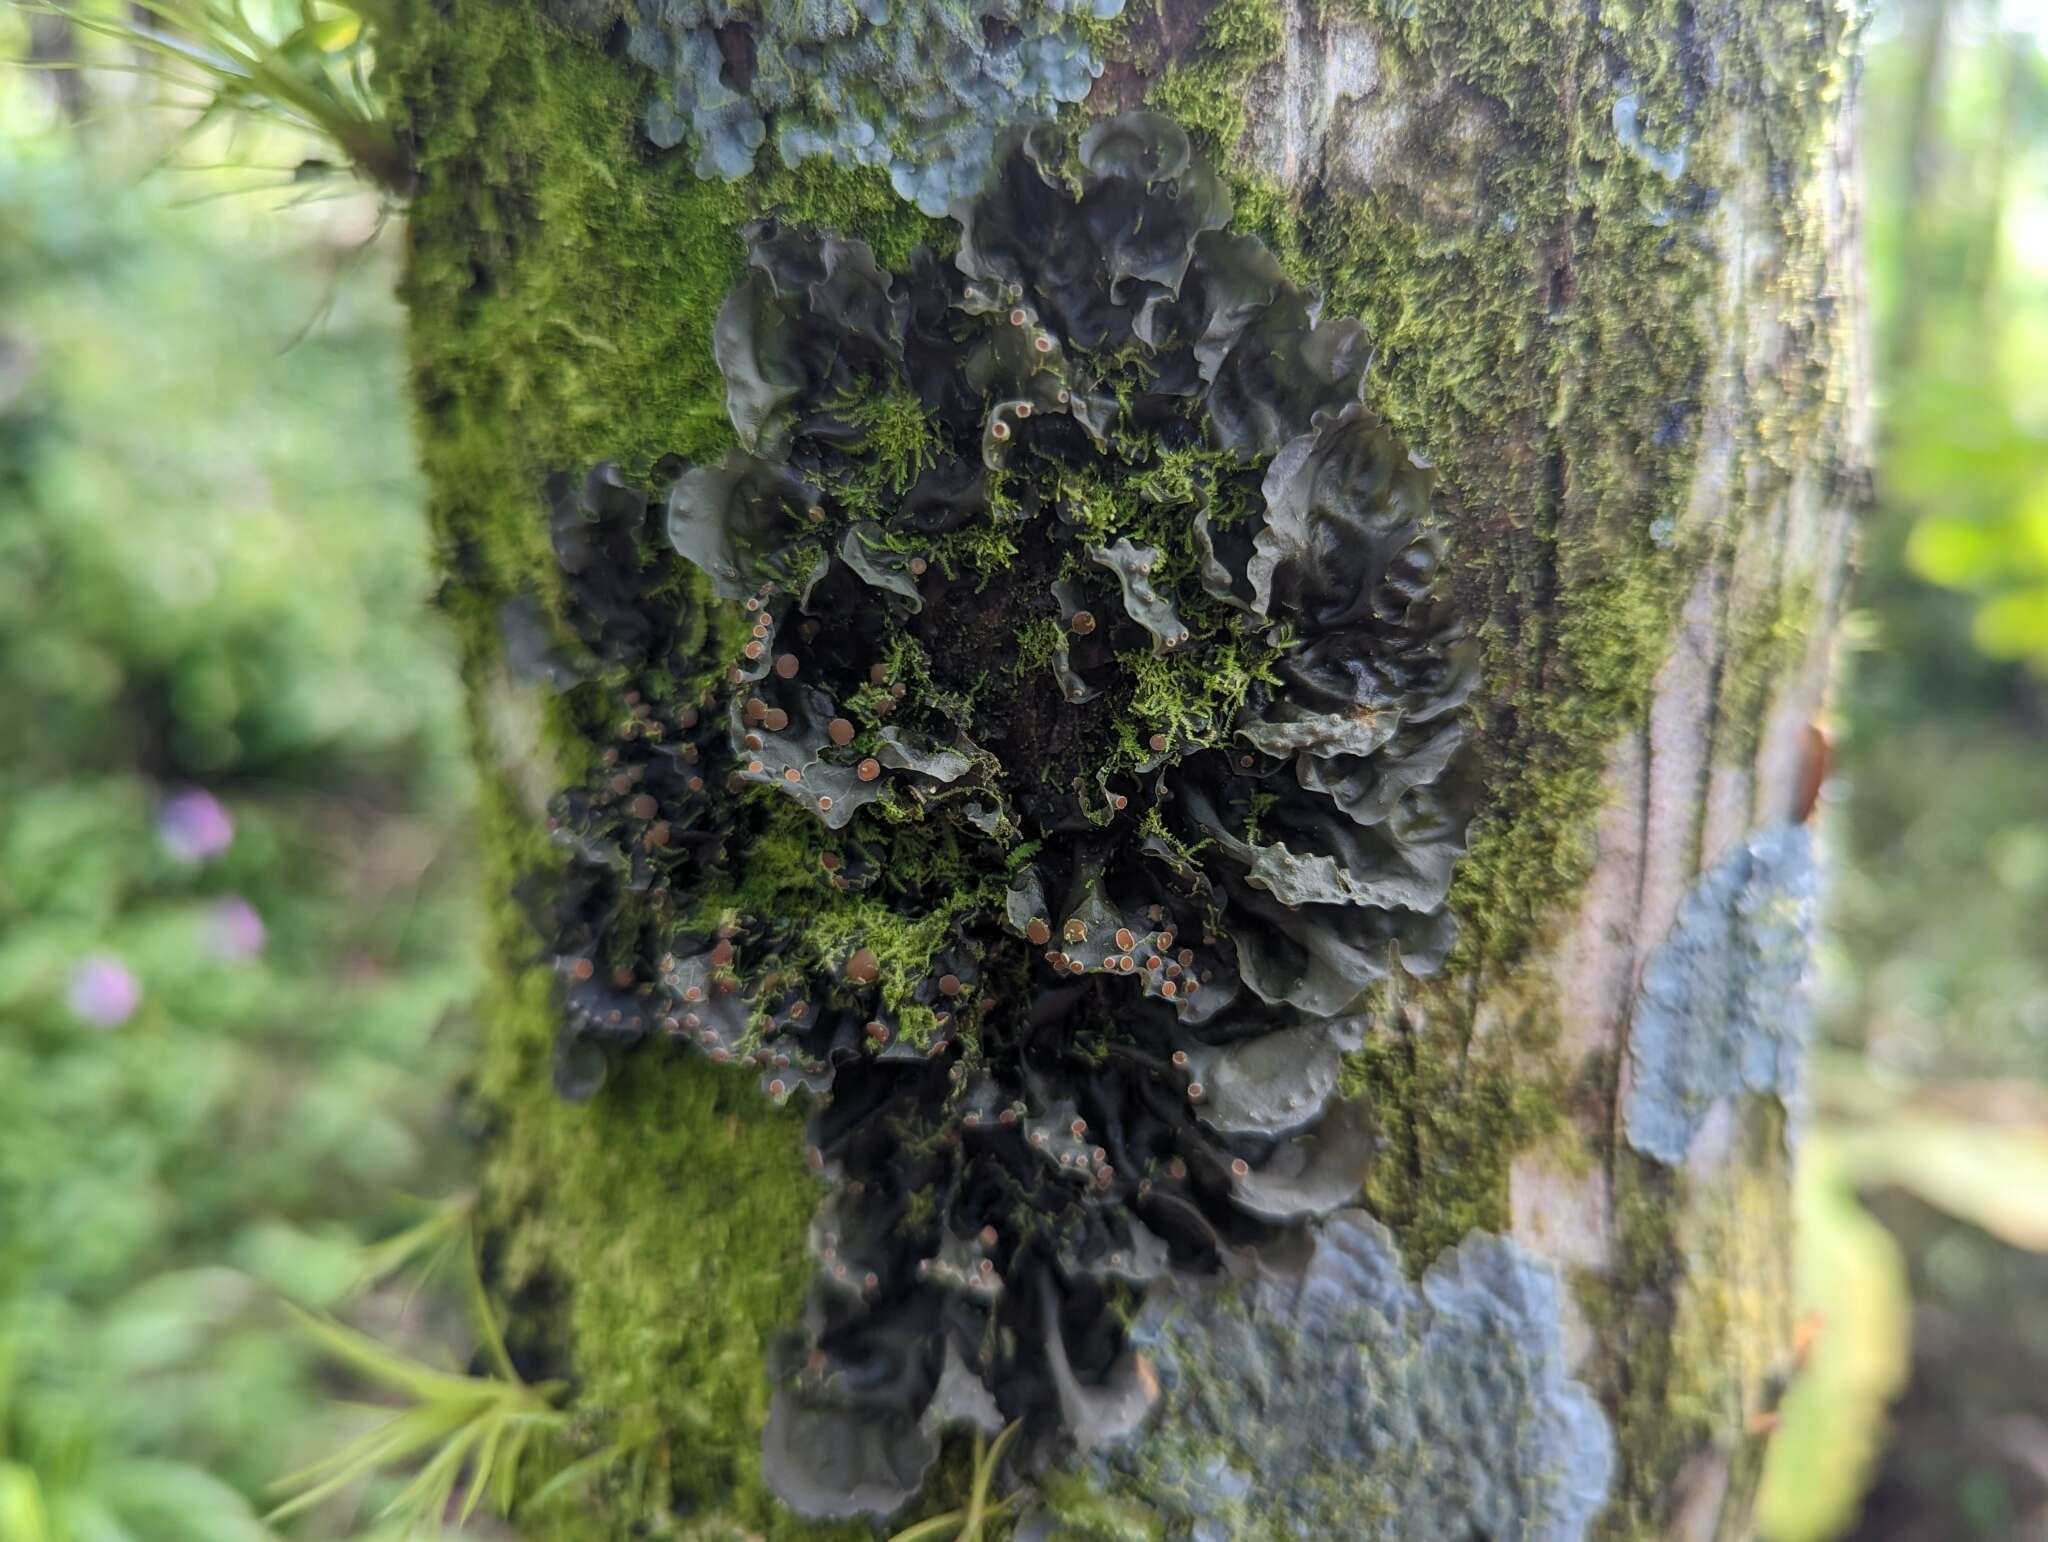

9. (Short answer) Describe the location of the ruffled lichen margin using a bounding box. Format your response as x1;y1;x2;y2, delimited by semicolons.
535;112;1485;1521
387;0;1861;1535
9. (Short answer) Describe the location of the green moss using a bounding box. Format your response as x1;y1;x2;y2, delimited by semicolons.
1014;614;1066;673
477;944;833;1534
826;382;945;517
1361;0;1582;139
799;880;1006;1045
444;702;843;1536
388;1;962;1532
1717;584;1818;765
1036;1472;1167;1541
1144;0;1285;156
397;1;944;547
392;0;1851;1525
1577;1104;1799;1540
1120;640;1271;754
914;521;1022;587
1340;992;1564;1268
1575;1162;1698;1540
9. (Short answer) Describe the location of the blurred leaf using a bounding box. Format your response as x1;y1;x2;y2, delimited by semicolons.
1972;584;2048;661
0;1464;54;1542
1758;1132;1914;1542
1843;1117;2048;1253
44;1493;139;1542
230;1222;363;1307
1908;514;2019;588
308;13;363;51
98;1460;273;1542
97;1269;257;1377
1763;1085;2048;1540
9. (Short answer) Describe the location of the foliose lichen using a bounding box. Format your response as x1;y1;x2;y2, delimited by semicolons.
1622;822;1820;1166
1041;1210;1613;1541
626;0;1124;213
527;112;1478;1520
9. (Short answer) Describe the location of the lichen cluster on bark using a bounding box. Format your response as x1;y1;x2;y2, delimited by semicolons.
389;0;1865;1535
531;110;1501;1523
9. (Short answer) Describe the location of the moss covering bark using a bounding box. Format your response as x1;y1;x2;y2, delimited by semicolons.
390;0;1859;1532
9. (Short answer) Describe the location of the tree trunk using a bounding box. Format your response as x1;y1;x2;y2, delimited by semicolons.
389;0;1864;1535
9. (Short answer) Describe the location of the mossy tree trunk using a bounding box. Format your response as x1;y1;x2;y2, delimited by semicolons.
390;0;1863;1536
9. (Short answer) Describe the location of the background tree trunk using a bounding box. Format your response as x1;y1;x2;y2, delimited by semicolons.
390;0;1864;1535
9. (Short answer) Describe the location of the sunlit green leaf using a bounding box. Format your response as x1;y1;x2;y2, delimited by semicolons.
310;13;363;50
0;1464;54;1542
1906;515;2011;588
1971;584;2048;662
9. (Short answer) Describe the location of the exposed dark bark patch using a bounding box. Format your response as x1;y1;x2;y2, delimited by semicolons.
714;20;756;93
911;524;1113;797
1089;0;1221;112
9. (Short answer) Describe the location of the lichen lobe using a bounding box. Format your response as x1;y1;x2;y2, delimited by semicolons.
1051;1210;1614;1541
1622;822;1821;1166
627;0;1125;213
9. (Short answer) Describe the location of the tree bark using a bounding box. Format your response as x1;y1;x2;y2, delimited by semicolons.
390;0;1865;1536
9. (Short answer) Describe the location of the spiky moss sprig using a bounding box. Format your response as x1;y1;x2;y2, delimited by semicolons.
527;112;1479;1524
36;0;413;193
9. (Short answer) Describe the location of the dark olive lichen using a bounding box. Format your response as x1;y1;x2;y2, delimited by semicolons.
528;112;1478;1521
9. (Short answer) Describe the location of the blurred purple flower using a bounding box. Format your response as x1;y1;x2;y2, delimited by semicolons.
208;894;267;961
159;787;235;863
67;955;140;1028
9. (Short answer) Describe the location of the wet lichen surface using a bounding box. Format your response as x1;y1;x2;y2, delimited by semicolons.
531;114;1479;1520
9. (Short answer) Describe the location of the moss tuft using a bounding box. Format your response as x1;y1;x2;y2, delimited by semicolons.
1145;0;1286;156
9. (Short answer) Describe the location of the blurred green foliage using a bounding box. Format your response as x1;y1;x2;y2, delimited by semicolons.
0;65;479;1540
1764;1;2048;1537
1827;0;2048;1081
1762;1062;2048;1540
1869;0;2048;670
27;0;406;191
